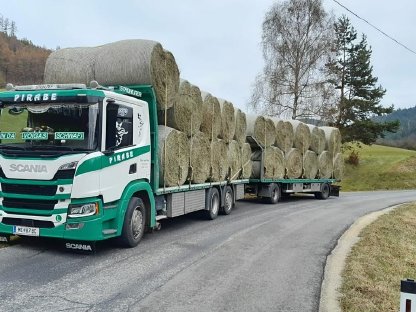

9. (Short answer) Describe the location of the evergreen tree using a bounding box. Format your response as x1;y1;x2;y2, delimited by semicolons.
328;16;399;144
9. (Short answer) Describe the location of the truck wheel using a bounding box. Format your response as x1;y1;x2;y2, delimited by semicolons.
119;197;146;247
266;183;280;204
221;186;234;215
204;187;220;220
315;183;330;200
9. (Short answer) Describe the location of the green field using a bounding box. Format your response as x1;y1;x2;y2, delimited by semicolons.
340;144;416;191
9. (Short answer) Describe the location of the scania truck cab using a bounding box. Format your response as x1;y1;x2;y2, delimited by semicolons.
0;83;156;249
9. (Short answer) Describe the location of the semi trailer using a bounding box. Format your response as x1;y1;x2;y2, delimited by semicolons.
0;83;338;250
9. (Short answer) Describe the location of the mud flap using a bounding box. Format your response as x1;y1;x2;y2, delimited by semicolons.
64;241;96;254
330;185;340;197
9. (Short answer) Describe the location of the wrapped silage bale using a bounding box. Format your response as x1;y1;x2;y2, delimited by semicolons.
275;119;294;154
307;125;326;155
241;143;253;179
321;126;342;157
246;115;276;147
158;126;190;187
200;92;221;140
189;132;210;183
218;98;236;143
158;80;203;136
318;151;333;179
44;39;180;110
333;153;344;180
285;148;303;179
234;109;247;144
289;120;311;154
251;147;285;179
303;150;318;179
227;140;242;180
209;139;228;182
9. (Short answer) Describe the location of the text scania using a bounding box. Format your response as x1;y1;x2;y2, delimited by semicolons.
13;93;57;102
65;243;93;251
9;164;47;173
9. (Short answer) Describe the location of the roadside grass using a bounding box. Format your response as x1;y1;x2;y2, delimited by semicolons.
340;144;416;191
340;203;416;311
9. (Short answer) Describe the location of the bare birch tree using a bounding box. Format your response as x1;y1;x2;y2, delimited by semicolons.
250;0;335;120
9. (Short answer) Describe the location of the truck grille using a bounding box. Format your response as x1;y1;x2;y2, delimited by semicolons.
2;217;54;228
2;198;57;211
1;183;57;196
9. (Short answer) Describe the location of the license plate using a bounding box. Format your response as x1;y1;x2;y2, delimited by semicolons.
13;226;39;237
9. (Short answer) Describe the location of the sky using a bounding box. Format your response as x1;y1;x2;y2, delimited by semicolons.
0;0;415;113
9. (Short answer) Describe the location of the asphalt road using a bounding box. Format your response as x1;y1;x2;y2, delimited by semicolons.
1;190;416;312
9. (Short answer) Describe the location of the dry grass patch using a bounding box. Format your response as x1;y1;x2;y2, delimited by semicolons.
340;203;416;311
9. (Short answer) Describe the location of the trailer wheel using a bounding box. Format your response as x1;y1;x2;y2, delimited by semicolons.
118;197;146;247
266;183;280;204
204;188;220;220
315;183;330;200
221;186;234;215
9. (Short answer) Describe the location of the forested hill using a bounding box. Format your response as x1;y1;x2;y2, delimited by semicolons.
0;16;51;86
377;106;416;150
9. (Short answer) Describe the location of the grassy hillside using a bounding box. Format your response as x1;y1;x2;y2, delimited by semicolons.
340;144;416;191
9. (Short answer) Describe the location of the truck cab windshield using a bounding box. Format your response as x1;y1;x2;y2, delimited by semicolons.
0;102;99;153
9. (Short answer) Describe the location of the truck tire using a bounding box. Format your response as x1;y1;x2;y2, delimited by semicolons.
204;187;220;220
118;197;146;247
265;183;280;204
220;186;234;215
315;183;330;200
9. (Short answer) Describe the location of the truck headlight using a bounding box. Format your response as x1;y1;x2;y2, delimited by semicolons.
68;202;98;218
58;161;78;171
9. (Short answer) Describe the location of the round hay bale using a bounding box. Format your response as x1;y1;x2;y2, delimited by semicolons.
333;152;344;180
241;143;253;179
289;120;311;153
321;126;342;157
251;146;285;179
218;99;236;143
307;125;326;154
318;151;333;179
303;150;318;179
275;119;294;153
200;92;221;140
234;109;247;144
246;115;276;147
158;79;203;136
189;131;210;183
158;126;190;187
44;39;180;110
209;139;228;182
227;140;242;180
285;148;303;179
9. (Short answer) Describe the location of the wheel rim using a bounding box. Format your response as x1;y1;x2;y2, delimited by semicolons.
131;207;143;240
225;190;233;212
272;188;278;201
211;194;219;215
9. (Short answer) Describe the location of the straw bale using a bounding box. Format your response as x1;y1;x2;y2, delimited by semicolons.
333;152;344;180
189;132;210;183
227;140;242;180
285;148;303;179
246;115;276;147
303;150;318;179
44;39;180;110
275;119;294;153
158;126;190;187
289;120;311;153
241;143;253;179
251;146;285;179
200;92;221;140
209;139;228;182
234;109;247;144
321;126;342;157
307;125;326;154
318;151;333;179
158;79;203;136
218;99;236;143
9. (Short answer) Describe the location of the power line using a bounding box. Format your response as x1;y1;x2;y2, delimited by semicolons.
331;0;416;56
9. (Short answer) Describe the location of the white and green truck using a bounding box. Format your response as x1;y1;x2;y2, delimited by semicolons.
0;83;338;250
